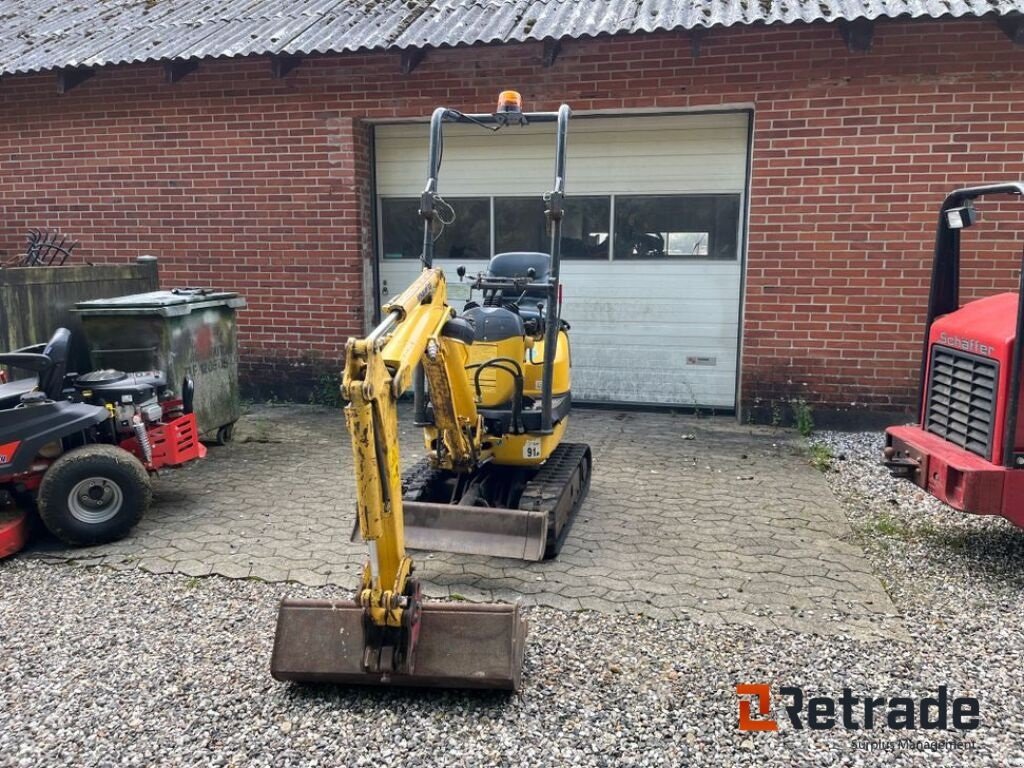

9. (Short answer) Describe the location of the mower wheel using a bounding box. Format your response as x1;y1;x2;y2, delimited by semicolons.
215;422;235;446
37;445;152;546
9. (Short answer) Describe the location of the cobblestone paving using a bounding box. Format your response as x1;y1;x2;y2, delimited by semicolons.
31;404;903;639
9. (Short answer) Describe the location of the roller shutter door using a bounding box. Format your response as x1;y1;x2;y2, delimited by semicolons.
373;111;749;407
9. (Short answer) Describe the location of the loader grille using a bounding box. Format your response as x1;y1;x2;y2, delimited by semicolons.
924;345;999;460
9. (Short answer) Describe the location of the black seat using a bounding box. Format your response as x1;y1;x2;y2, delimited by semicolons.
486;252;551;326
38;328;71;399
0;327;72;408
488;251;550;281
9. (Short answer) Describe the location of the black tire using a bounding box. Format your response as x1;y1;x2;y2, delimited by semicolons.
37;444;151;546
215;422;235;446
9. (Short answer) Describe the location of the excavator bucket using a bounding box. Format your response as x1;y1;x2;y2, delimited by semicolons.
352;502;549;561
270;599;527;691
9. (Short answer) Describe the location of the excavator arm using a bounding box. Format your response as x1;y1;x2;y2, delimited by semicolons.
271;262;528;689
341;267;483;672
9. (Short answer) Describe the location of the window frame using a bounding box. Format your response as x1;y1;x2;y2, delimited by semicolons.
610;192;744;263
376;191;744;264
377;195;492;262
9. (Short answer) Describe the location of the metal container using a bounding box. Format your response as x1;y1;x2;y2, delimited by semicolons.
74;288;246;443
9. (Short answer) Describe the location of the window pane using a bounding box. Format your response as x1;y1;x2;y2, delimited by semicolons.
562;196;611;259
494;198;544;254
612;195;741;260
380;197;490;260
495;196;611;259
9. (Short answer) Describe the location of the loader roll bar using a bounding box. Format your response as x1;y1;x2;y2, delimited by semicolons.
413;103;572;434
919;182;1024;468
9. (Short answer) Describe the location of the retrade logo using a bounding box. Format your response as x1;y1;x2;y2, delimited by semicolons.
736;684;980;732
736;683;778;731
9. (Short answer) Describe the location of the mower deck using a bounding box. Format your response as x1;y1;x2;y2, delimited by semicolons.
0;504;28;559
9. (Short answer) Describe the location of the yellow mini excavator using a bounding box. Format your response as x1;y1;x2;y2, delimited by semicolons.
270;92;591;691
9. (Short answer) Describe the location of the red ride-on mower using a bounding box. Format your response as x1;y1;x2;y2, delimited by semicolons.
0;328;206;556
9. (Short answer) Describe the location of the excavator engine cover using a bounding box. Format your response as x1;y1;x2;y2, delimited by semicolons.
271;599;527;691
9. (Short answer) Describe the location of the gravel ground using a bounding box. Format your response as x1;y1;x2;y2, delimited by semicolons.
2;430;1024;767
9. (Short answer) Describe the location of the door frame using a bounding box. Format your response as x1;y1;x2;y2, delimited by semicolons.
367;106;756;412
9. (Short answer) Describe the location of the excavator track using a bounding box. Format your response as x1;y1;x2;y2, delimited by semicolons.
402;457;449;501
517;442;592;559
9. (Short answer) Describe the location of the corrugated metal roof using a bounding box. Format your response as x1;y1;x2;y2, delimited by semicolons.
0;0;1019;76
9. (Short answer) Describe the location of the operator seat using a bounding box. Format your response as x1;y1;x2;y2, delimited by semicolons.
0;327;72;409
38;328;71;399
485;251;550;326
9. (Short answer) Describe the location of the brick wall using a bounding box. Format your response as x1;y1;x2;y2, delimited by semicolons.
1;17;1023;414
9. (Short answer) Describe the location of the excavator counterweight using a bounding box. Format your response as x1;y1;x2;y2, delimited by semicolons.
271;92;589;692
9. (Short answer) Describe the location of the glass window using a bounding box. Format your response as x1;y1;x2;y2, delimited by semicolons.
494;196;611;259
380;197;490;260
612;195;741;260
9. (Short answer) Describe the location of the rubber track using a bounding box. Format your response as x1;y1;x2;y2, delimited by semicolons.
517;442;592;559
401;456;447;501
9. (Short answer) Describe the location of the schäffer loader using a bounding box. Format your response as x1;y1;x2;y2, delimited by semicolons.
884;183;1024;529
271;92;591;690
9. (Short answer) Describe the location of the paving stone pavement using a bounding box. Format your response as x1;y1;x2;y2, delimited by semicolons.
30;403;904;639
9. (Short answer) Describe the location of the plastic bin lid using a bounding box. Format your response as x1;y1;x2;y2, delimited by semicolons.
74;288;246;316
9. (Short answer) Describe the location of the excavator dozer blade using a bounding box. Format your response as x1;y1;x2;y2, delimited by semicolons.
350;502;549;561
270;599;527;691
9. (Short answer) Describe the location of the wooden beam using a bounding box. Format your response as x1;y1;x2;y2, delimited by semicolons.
400;47;425;75
542;38;561;67
164;59;199;84
997;13;1024;45
271;54;303;79
838;18;874;53
57;67;94;94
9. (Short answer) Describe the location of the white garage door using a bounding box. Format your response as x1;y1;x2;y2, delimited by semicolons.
373;111;749;408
